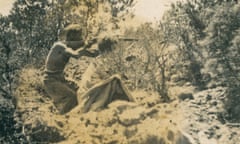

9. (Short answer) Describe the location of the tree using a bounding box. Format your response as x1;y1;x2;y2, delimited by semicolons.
203;3;240;122
0;14;27;144
9;0;53;65
0;15;15;99
162;0;240;121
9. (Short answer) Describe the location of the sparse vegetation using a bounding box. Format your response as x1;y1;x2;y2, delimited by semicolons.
0;0;240;143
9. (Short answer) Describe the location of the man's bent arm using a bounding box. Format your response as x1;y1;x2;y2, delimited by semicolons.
65;47;98;58
80;49;99;58
65;47;84;58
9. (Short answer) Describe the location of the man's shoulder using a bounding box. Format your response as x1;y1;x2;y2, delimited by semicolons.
51;42;67;50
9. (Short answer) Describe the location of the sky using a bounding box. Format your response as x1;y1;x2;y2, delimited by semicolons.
134;0;178;21
0;0;182;21
0;0;15;16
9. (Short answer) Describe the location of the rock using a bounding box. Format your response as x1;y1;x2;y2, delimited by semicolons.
206;94;212;101
176;131;196;144
124;127;138;138
145;108;159;118
210;101;218;106
178;93;194;101
55;120;64;128
25;121;65;143
198;131;217;144
107;100;137;113
118;107;146;126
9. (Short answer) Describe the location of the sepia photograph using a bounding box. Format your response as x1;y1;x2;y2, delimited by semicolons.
0;0;240;143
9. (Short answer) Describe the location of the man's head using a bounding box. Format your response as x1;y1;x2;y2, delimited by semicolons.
64;24;85;49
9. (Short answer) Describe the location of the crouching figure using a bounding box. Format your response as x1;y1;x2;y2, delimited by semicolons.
43;24;133;114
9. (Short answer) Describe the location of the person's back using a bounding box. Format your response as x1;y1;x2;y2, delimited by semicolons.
45;42;70;74
43;24;86;114
43;24;134;114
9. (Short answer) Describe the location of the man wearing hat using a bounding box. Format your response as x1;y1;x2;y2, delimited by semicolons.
43;24;133;114
43;24;99;114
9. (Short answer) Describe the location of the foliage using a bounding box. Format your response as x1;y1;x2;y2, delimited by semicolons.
94;23;172;101
8;0;56;66
162;1;205;88
0;1;135;141
60;0;135;38
162;0;240;121
0;0;135;104
4;0;135;67
1;0;240;142
0;96;20;143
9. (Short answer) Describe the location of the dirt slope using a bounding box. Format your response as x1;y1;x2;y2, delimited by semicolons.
13;61;240;144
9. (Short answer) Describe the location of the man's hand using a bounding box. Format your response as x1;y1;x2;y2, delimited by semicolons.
84;38;98;49
102;36;118;43
87;49;99;57
78;48;99;58
97;37;118;53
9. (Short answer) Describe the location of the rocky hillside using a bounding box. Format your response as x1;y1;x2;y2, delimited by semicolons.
12;58;240;144
14;67;190;144
1;1;240;144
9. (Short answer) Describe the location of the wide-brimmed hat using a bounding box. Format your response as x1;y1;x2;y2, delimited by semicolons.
63;24;84;41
